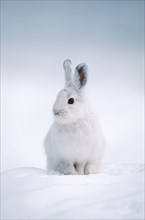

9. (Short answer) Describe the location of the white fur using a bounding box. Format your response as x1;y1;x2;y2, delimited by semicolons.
44;60;105;175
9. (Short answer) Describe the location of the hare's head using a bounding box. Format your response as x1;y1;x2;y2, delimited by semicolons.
53;60;88;124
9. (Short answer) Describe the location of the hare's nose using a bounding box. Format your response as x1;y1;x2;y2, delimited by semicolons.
55;111;60;116
53;109;60;116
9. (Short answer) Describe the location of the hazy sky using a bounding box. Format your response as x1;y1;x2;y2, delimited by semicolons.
1;1;144;88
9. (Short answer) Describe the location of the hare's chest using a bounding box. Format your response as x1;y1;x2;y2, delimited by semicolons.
54;120;97;160
57;120;96;144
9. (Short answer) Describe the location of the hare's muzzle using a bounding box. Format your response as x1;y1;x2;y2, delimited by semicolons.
54;111;60;116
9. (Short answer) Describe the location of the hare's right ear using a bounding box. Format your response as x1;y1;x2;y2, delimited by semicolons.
73;63;88;90
63;59;72;87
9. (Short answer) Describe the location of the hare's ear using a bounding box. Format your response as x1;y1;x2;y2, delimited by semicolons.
63;59;72;87
73;63;88;90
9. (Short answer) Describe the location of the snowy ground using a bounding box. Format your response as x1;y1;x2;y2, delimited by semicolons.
1;164;144;219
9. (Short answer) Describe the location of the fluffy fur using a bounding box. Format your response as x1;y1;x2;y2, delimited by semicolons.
44;60;105;175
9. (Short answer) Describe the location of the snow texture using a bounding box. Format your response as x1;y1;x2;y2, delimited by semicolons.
1;164;144;219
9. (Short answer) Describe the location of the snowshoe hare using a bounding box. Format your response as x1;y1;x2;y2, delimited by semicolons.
44;60;105;175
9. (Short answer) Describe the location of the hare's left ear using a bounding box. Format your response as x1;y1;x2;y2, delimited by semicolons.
73;63;88;90
63;59;72;87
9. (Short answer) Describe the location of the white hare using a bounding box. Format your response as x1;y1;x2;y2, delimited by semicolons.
44;60;105;175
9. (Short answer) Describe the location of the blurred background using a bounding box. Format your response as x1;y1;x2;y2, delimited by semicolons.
1;1;144;171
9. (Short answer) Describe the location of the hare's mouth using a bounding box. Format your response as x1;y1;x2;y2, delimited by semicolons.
54;110;67;117
53;110;69;124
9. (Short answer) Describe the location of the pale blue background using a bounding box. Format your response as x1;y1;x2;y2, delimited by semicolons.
1;1;144;171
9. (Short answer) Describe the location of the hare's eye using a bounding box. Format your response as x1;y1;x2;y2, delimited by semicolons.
68;98;74;104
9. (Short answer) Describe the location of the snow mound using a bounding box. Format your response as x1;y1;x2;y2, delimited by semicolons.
1;164;144;219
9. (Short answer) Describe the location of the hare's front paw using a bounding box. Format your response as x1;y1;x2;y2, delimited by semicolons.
56;161;77;175
84;163;99;175
74;163;85;175
63;165;77;175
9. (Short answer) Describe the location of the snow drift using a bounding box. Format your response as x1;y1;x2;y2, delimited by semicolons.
1;164;144;219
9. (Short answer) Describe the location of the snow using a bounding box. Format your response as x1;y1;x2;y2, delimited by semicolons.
1;164;144;219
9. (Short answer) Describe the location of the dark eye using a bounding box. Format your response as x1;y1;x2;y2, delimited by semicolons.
68;98;74;104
